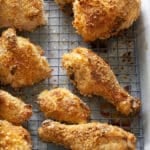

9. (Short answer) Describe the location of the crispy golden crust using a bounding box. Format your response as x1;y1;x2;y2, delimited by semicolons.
39;119;136;150
38;88;90;123
0;90;32;125
0;28;51;88
0;120;32;150
62;47;141;115
73;0;141;41
0;0;46;31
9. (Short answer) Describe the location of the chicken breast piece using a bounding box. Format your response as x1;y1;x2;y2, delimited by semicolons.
0;90;32;125
0;120;32;150
0;28;51;88
39;119;136;150
62;47;141;115
38;88;90;123
0;0;46;31
73;0;141;41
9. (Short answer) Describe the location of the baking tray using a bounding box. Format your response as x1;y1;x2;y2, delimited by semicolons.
137;0;150;149
0;0;144;149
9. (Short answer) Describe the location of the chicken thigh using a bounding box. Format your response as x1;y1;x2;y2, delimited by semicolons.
73;0;141;41
0;120;32;150
0;0;46;31
0;28;51;88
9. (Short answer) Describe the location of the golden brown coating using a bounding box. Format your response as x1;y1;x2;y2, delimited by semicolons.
55;0;74;8
0;120;32;150
0;0;46;31
39;119;136;150
0;90;32;125
38;88;90;123
62;47;141;115
73;0;141;41
0;28;51;88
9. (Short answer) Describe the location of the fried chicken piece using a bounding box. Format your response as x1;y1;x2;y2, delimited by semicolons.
73;0;141;41
0;120;32;150
0;90;32;125
0;28;51;88
55;0;74;8
39;119;136;150
0;0;46;31
62;47;141;115
38;88;90;123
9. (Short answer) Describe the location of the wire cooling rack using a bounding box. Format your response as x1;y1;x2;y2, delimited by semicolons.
0;0;144;149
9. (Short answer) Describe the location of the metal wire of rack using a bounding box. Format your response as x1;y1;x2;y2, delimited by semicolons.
0;0;144;149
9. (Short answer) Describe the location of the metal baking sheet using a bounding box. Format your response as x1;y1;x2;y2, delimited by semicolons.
0;0;144;149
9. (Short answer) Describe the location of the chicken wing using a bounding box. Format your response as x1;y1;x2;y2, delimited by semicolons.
73;0;141;41
62;47;141;115
39;119;136;150
0;120;32;150
0;0;46;31
38;88;90;123
0;90;32;125
0;28;51;88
